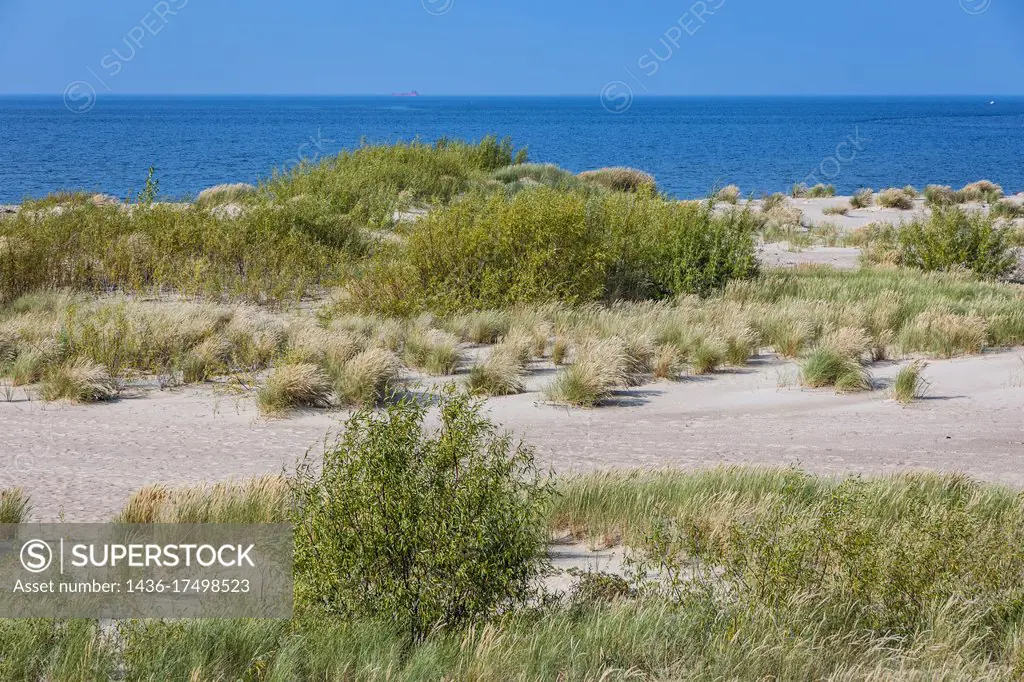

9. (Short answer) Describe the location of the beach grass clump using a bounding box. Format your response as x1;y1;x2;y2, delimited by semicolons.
403;328;461;376
465;345;528;397
289;390;553;640
897;207;1017;278
651;343;685;380
117;475;289;524
924;184;962;207
329;348;401;407
690;338;725;375
195;182;256;208
760;192;787;212
805;184;836;198
821;204;848;216
546;339;628;407
877;187;914;210
959;180;1003;204
38;358;117;403
268;136;525;227
991;199;1024;221
897;310;988;358
715;185;741;205
577;167;657;193
800;346;871;393
180;335;233;383
892;360;928;404
490;163;586;194
257;363;333;415
444;310;512;345
0;488;30;524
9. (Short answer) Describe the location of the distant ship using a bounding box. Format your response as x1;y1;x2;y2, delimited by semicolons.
392;90;420;97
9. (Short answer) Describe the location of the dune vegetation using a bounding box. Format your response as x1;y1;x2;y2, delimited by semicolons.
5;395;1024;680
0;137;1021;414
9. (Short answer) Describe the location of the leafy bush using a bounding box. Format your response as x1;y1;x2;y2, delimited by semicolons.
290;390;553;640
347;189;758;314
897;207;1017;278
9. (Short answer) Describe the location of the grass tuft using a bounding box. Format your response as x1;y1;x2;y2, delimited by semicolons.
546;339;628;407
38;358;117;402
256;363;332;416
0;488;31;523
801;346;872;393
892;360;928;404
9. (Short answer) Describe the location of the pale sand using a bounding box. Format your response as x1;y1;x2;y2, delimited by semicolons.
3;351;1023;521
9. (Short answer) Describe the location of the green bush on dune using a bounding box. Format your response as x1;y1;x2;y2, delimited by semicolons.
289;390;553;640
347;188;760;315
897;206;1017;278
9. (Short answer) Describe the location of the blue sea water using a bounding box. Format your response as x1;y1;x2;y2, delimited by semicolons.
1;95;1022;203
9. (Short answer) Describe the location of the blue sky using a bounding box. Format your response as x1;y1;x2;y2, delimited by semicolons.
1;0;1021;95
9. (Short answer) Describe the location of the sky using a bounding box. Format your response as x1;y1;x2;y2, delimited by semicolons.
1;0;1022;96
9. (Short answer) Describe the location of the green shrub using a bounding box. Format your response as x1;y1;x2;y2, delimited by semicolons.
347;189;758;314
805;184;836;198
290;390;553;640
897;207;1017;278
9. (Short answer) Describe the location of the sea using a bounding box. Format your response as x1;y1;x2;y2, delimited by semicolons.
1;95;1022;203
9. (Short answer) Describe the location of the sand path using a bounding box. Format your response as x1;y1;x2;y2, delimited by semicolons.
2;351;1023;521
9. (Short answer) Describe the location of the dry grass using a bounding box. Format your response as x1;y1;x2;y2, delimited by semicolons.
0;487;31;523
892;360;928;404
959;180;1003;203
116;475;289;523
330;348;401;406
195;182;256;208
877;188;914;210
849;188;874;208
716;185;741;204
256;363;333;416
38;358;117;402
466;345;527;397
546;339;628;407
577;167;657;193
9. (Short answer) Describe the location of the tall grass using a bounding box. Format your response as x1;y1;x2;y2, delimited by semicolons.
11;467;1024;680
